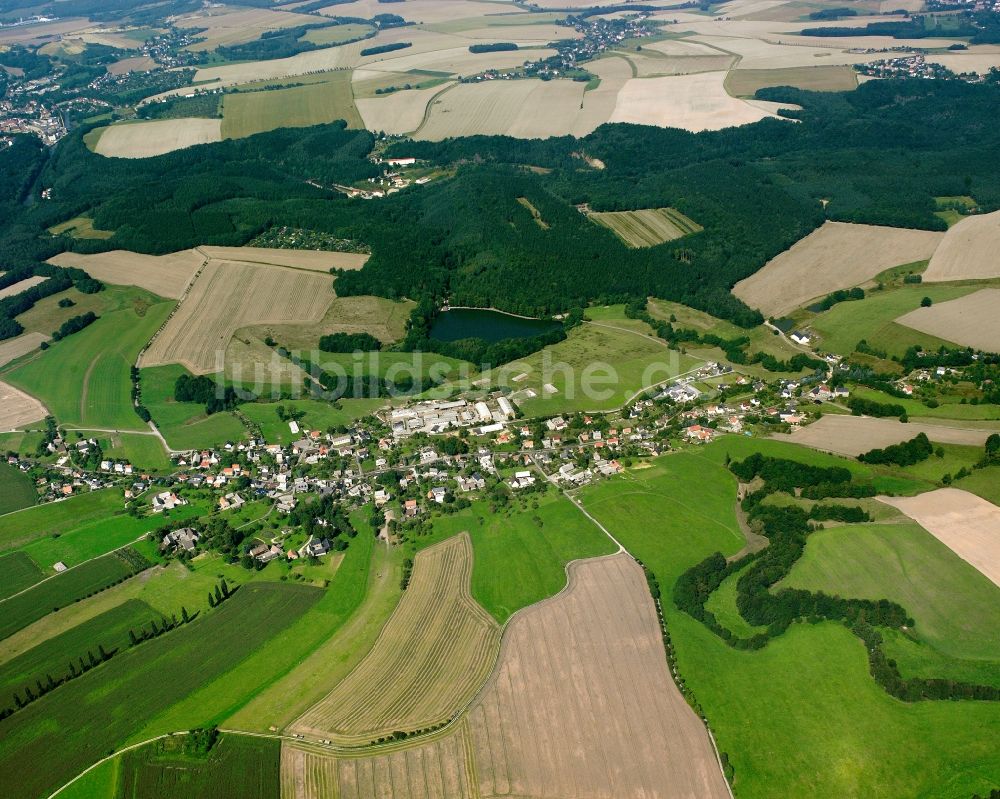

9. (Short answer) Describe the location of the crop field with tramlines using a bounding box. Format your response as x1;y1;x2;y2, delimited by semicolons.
0;582;322;799
588;207;703;248
290;534;500;744
0;550;146;640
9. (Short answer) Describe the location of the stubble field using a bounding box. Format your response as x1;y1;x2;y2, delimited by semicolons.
91;118;223;159
895;288;1000;352
922;210;1000;281
47;249;205;300
774;414;993;456
732;221;945;316
881;488;1000;588
141;260;335;374
281;552;731;799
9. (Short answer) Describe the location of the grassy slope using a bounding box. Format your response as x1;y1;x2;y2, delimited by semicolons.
0;554;136;640
240;398;384;445
0;598;156;698
141;364;246;451
5;290;173;430
515;321;702;416
850;385;1000;422
783;522;1000;684
221;72;362;138
807;283;978;358
0;582;321;799
98;432;171;472
579;448;1000;799
415;490;618;623
0;489;125;552
137;515;385;737
0;463;35;515
0;551;43;600
20;500;206;573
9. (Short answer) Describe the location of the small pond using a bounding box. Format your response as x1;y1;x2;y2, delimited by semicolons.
429;308;560;343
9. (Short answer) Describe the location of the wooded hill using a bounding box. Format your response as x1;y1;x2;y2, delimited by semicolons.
3;80;1000;329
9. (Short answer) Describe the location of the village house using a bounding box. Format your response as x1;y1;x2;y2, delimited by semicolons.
161;527;200;554
151;491;186;513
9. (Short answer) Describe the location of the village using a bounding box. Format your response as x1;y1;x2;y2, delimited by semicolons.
2;353;870;573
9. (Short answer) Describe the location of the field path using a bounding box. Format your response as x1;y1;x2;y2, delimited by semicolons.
78;354;100;423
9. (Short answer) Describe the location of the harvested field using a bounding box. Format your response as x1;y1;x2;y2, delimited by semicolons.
609;71;786;132
896;289;1000;352
107;55;156;75
281;553;730;799
880;488;1000;588
47;249;204;300
692;33;911;70
0;276;45;300
773;414;993;456
732;221;944;316
0;333;48;367
91;118;222;158
589;207;702;247
570;55;633;136
725;65;857;96
928;51;1000;74
415;79;588;140
922;210;1000;282
0;380;47;429
356;82;455;135
198;247;368;272
176;6;318;51
142;259;335;374
290;534;500;744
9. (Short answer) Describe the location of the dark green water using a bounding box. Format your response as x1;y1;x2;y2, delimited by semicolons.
429;308;560;343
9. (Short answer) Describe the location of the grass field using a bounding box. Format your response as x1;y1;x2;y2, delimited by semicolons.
805;283;979;358
416;491;618;623
0;551;43;600
0;582;321;799
3;289;173;431
782;522;1000;686
579;447;1000;799
509;322;701;416
0;489;125;553
47;216;114;240
98;432;171;472
849;385;1000;422
138;514;394;738
291;534;500;743
724;65;858;96
141;365;247;451
222;516;403;733
0;598;156;699
0;462;35;515
19;500;205;574
117;733;280;799
588;207;702;247
221;72;362;138
0;552;139;641
240;398;384;444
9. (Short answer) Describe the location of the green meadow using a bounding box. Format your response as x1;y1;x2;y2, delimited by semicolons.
4;289;173;431
579;445;1000;799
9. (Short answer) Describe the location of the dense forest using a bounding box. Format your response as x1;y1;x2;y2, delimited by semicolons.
3;80;1000;333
